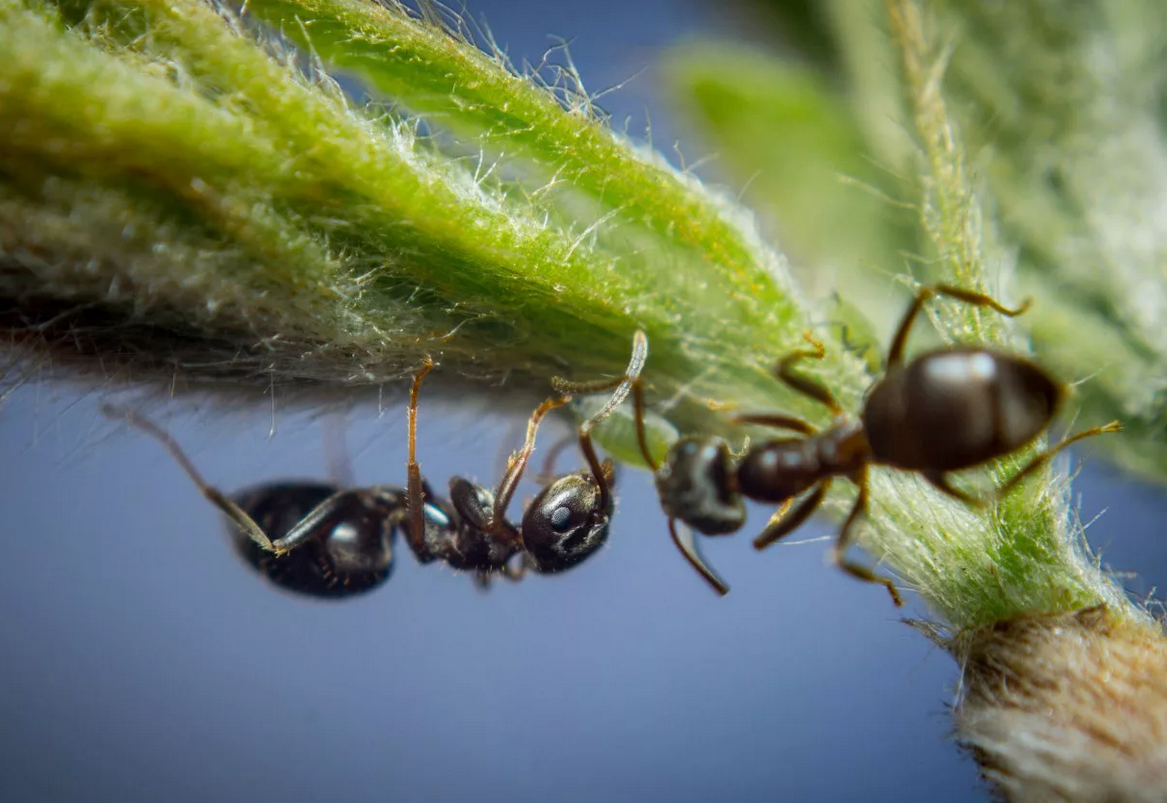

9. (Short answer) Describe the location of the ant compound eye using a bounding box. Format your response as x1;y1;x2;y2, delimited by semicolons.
550;505;573;532
522;473;611;573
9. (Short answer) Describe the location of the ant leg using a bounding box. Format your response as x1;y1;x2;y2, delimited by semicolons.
753;481;830;550
575;420;612;516
534;432;620;491
669;518;729;596
499;559;529;583
405;358;437;559
264;491;368;553
102;404;281;553
995;421;1122;499
550;330;649;397
554;330;651;512
492;415;528;483
775;334;843;415
732;413;818;436
887;284;1032;368
490;394;572;531
630;378;659;472
831;467;903;607
922;471;984;509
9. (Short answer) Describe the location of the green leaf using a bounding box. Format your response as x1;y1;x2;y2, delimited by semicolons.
663;41;916;335
0;0;1147;633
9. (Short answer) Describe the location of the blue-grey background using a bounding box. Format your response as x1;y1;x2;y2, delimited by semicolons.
3;2;1166;801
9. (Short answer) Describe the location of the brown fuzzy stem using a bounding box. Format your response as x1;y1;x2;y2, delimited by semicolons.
950;607;1167;802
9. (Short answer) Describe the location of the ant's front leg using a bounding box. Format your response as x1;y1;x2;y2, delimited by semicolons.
499;559;529;583
886;284;1031;368
548;329;649;512
471;558;528;589
774;334;843;416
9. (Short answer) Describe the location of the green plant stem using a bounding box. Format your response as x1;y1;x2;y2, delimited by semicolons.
0;0;1144;636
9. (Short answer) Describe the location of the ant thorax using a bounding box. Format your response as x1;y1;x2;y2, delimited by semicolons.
735;418;869;504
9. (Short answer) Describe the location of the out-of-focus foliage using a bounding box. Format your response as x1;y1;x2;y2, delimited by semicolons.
667;0;1167;484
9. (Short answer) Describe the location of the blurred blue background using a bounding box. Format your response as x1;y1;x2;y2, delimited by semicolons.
3;1;1166;801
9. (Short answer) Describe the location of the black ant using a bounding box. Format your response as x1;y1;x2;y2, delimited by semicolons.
612;285;1119;604
102;333;648;598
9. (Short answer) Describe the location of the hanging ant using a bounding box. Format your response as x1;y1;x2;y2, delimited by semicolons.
610;285;1119;604
102;333;648;598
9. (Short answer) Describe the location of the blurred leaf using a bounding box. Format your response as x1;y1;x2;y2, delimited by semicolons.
671;0;1167;485
664;42;915;333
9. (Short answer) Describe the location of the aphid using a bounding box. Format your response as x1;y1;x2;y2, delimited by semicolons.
615;285;1119;603
102;333;648;597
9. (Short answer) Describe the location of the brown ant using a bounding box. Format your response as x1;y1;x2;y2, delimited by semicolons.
102;333;648;597
610;285;1119;604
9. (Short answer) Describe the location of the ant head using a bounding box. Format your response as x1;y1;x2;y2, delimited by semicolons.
521;471;612;573
655;437;746;535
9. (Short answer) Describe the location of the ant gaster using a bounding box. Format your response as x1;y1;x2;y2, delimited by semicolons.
103;333;648;598
619;285;1119;604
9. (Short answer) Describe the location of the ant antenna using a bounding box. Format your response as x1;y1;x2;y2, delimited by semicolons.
551;330;649;511
490;393;573;532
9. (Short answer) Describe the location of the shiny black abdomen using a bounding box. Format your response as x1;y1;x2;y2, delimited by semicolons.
862;348;1060;472
230;482;396;598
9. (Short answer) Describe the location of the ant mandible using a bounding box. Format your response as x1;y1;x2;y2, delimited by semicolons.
103;332;648;597
615;285;1119;604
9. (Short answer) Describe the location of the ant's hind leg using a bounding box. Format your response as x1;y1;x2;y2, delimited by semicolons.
775;334;843;415
996;421;1122;499
753;481;830;550
887;284;1032;368
102;404;280;553
669;519;729;596
732;413;818;436
831;468;904;607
